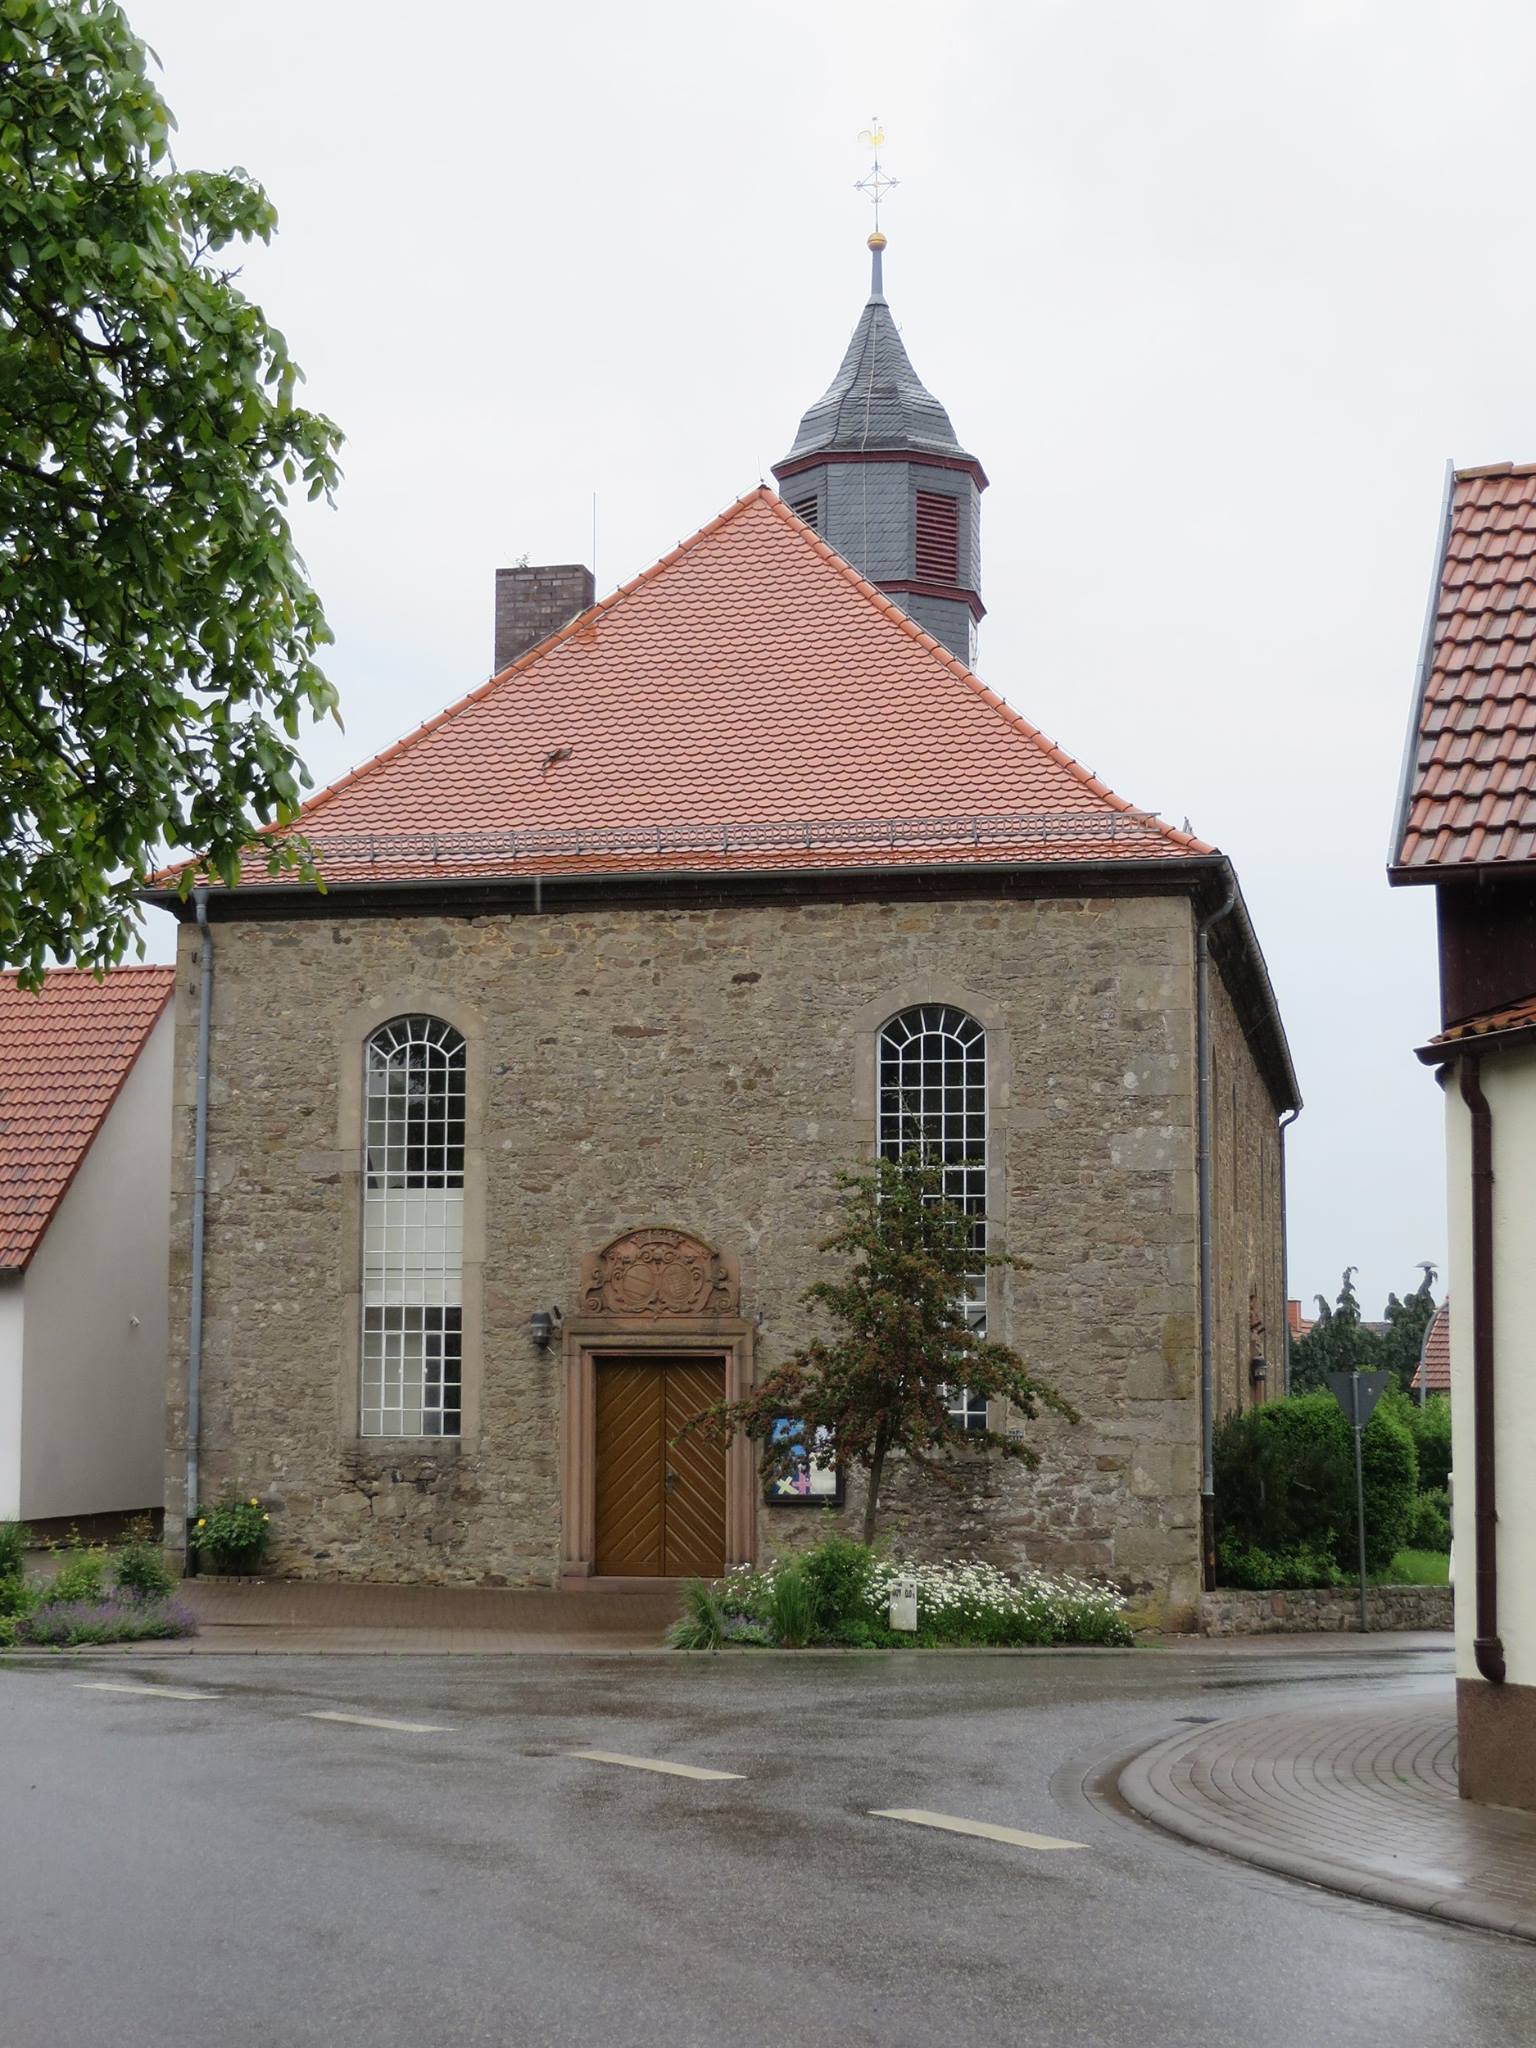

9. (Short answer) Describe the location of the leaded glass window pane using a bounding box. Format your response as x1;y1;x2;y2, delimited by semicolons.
360;1016;466;1438
877;1004;988;1431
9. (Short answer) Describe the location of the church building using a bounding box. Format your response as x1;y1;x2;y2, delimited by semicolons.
151;228;1297;1628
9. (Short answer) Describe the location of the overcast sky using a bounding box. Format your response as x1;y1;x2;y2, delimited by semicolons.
128;0;1533;1319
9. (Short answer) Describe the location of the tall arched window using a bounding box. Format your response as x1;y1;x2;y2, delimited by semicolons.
877;1004;988;1430
360;1016;466;1437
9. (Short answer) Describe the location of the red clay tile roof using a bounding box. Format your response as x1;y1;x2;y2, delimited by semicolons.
1417;993;1536;1058
0;967;174;1270
1393;463;1536;875
160;488;1210;892
1412;1298;1451;1394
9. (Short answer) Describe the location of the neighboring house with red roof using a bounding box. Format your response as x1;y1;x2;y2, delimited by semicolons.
146;233;1298;1627
1392;460;1536;1811
0;968;174;1528
1412;1297;1451;1397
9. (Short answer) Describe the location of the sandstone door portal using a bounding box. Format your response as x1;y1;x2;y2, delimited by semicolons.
593;1358;727;1577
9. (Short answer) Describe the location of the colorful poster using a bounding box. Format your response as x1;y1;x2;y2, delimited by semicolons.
765;1419;843;1505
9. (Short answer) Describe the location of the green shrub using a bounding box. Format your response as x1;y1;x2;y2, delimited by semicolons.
49;1535;108;1605
1214;1390;1420;1579
0;1574;36;1620
113;1518;176;1600
795;1532;875;1631
0;1520;32;1582
1360;1401;1417;1570
1215;1536;1342;1590
1410;1487;1452;1554
667;1579;727;1651
190;1494;270;1571
1410;1396;1453;1494
765;1565;818;1647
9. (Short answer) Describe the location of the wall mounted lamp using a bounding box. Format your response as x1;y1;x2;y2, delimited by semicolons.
530;1306;562;1350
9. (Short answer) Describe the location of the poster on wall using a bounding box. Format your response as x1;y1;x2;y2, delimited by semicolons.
764;1419;844;1506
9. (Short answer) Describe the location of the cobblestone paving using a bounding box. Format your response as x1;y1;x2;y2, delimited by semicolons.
1121;1701;1536;1941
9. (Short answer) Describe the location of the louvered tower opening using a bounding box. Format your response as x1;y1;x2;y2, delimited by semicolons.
791;493;819;532
915;491;959;583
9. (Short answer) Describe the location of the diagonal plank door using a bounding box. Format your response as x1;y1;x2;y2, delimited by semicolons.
594;1358;727;1577
594;1363;665;1574
663;1361;727;1578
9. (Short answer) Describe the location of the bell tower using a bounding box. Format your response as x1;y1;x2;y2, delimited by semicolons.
773;131;986;664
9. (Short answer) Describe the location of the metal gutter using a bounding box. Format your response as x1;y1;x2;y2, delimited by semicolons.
1197;876;1239;1590
1459;1055;1506;1685
1388;460;1456;876
1278;1105;1302;1394
184;888;213;1569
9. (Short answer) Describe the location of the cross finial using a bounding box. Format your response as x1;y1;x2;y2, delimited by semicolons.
855;119;897;234
855;120;896;297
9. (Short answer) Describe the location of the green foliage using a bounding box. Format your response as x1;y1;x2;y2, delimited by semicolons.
113;1516;175;1598
1410;1487;1452;1554
1214;1388;1419;1581
674;1152;1076;1543
0;0;345;982
0;1572;36;1619
764;1565;818;1648
1410;1395;1453;1494
0;1519;32;1580
1361;1399;1417;1569
795;1529;875;1630
1379;1267;1439;1391
1214;1536;1343;1590
48;1529;108;1603
671;1538;1134;1650
666;1579;727;1651
1289;1265;1439;1395
1376;1548;1449;1587
190;1493;270;1568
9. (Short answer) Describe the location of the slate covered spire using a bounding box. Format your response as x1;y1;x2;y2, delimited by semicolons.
774;232;986;664
781;234;973;466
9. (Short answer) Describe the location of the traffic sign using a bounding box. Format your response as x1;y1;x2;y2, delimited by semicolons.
1327;1370;1392;1428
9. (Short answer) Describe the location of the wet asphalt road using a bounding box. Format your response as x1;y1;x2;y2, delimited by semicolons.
1;1639;1531;2048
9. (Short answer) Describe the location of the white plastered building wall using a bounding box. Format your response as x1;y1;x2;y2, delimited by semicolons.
0;1279;22;1520
15;1008;173;1522
1445;1043;1536;1691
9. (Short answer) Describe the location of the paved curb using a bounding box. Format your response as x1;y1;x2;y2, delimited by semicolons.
1119;1721;1536;1945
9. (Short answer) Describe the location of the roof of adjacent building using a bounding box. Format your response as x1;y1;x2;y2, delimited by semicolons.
1392;463;1536;877
776;256;974;468
1417;991;1536;1061
0;967;174;1270
160;487;1210;892
1413;1298;1451;1394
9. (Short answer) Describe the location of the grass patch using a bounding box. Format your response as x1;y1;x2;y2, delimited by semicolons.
1373;1548;1449;1586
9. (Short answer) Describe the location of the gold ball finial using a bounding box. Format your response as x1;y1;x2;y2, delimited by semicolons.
868;230;887;251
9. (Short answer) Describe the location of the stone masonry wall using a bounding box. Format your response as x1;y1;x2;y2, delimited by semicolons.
162;889;1275;1626
1209;961;1285;1419
1200;1584;1453;1636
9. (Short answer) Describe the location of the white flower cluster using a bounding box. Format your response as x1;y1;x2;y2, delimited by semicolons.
864;1556;1128;1623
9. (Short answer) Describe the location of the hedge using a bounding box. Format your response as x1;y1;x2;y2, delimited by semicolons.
1213;1390;1418;1579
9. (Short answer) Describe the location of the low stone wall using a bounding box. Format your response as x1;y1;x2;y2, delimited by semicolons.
1200;1584;1453;1636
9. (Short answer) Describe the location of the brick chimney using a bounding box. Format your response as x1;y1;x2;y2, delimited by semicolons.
493;563;594;672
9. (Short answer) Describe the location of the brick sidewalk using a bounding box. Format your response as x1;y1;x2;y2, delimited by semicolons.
168;1577;683;1654
1120;1701;1536;1942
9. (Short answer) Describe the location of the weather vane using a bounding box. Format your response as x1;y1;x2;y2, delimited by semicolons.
855;119;898;235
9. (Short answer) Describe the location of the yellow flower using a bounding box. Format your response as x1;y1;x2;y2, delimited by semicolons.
249;1497;259;1507
262;1513;270;1522
196;1518;206;1528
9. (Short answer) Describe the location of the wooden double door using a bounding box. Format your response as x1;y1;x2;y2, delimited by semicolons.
594;1357;727;1577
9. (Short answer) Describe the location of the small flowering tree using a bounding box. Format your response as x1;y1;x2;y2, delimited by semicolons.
677;1153;1077;1543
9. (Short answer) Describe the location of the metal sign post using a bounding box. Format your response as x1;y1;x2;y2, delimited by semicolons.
1327;1369;1392;1633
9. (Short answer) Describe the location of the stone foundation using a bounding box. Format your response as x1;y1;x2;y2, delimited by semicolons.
1457;1677;1536;1812
1200;1584;1453;1635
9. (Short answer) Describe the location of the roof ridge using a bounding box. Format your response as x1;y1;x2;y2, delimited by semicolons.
765;493;1211;857
290;488;784;835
